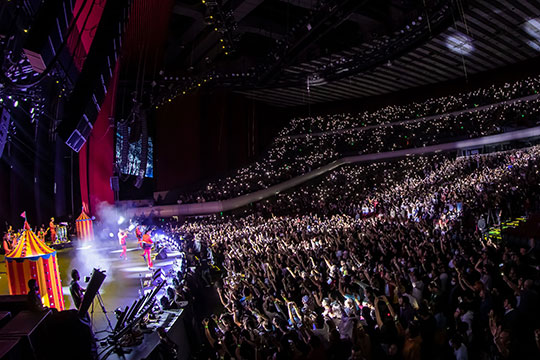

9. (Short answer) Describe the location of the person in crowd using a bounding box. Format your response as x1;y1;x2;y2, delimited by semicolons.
154;142;540;360
27;278;46;312
126;79;540;359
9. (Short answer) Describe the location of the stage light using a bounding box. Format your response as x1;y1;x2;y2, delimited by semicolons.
109;232;114;238
523;17;540;39
445;32;474;55
117;216;125;225
13;100;18;107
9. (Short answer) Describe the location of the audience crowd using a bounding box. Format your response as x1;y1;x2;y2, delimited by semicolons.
144;78;540;360
280;77;540;136
162;143;540;359
176;79;540;204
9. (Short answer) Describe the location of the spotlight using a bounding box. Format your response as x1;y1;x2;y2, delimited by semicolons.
117;216;125;225
445;32;474;55
13;100;18;107
109;232;114;238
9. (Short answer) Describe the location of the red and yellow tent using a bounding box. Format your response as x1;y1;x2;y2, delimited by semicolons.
76;210;94;242
5;222;65;310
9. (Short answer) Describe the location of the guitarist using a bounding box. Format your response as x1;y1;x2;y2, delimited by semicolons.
38;225;49;242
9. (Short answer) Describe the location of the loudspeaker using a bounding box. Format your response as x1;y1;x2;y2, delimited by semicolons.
155;248;168;260
110;176;119;192
134;176;144;189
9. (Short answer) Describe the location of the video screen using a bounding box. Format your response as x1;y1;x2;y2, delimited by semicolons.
115;130;154;178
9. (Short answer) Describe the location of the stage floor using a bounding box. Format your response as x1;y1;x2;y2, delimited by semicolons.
0;240;173;333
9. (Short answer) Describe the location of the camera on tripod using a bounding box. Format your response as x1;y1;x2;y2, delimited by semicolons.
85;268;106;283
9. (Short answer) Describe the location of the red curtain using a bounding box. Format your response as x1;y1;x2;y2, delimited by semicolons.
122;0;174;71
79;62;120;215
67;0;107;71
78;0;173;214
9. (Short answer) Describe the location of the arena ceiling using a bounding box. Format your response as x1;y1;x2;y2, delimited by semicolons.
158;0;540;107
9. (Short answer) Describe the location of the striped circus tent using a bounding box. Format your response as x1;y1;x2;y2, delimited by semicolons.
76;210;94;241
5;222;65;310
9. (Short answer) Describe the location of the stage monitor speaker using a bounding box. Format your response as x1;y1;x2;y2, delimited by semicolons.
78;269;106;316
155;248;168;260
0;295;30;317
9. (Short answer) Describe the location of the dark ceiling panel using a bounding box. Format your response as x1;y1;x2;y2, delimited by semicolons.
233;0;540;106
156;0;540;107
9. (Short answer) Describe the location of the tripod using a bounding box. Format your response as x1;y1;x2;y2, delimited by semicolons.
90;291;114;334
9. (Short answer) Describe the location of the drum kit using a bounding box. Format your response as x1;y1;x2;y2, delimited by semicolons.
55;222;69;243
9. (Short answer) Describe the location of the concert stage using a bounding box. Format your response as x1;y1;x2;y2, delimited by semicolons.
0;239;189;359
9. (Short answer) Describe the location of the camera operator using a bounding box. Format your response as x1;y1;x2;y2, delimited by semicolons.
69;269;85;310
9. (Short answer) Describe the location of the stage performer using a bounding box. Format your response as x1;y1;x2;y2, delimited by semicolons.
135;226;142;242
3;232;12;254
139;230;154;269
49;217;57;243
37;225;48;242
7;226;18;248
118;229;128;260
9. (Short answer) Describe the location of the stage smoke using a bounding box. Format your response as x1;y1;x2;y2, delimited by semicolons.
70;202;126;286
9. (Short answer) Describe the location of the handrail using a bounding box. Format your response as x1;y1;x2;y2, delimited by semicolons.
125;125;540;218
